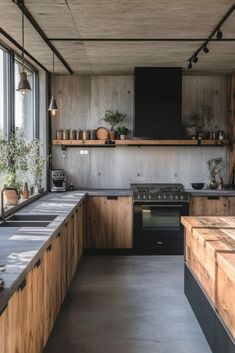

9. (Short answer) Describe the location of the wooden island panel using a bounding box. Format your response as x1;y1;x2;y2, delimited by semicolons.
185;227;235;304
216;252;235;340
182;216;235;233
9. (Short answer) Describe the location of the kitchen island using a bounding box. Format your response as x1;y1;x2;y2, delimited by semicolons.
181;216;235;353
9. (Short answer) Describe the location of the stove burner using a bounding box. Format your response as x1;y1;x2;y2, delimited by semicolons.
131;183;189;203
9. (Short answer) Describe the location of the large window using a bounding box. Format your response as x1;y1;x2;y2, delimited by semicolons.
14;59;37;139
0;46;9;137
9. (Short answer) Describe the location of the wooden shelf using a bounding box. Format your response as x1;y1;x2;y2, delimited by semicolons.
53;139;229;148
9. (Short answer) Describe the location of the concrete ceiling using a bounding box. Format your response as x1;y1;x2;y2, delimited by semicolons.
0;0;234;75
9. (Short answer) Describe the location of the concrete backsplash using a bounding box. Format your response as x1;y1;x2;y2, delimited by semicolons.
52;75;228;189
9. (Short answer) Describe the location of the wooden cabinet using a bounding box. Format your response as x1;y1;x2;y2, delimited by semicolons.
85;196;133;249
0;200;84;353
189;196;235;216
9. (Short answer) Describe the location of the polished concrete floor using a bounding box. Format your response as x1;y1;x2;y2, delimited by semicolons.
44;256;211;353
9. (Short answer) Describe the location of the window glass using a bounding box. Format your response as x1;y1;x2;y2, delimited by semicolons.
14;59;35;139
0;47;7;137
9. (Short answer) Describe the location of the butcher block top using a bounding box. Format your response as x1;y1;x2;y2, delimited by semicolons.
181;216;235;233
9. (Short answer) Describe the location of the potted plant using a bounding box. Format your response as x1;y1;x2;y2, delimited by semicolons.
207;158;224;189
100;110;127;140
0;133;48;204
117;126;128;140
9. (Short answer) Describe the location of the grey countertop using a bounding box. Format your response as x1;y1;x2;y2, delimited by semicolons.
76;189;133;196
0;191;86;314
186;189;235;196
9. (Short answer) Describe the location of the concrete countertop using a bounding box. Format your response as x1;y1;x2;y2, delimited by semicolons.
186;189;235;196
0;191;86;314
77;189;133;197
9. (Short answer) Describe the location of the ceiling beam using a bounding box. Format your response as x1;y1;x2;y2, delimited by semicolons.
12;0;73;75
48;38;235;42
0;27;49;73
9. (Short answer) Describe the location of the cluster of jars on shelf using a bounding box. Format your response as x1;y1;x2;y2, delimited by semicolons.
56;129;97;140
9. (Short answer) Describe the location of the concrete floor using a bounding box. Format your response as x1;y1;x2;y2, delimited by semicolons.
44;256;212;353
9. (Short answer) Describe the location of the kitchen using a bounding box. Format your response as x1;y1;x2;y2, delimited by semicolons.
0;1;235;353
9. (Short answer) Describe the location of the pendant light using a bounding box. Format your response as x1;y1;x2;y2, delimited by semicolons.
16;11;32;95
48;52;58;116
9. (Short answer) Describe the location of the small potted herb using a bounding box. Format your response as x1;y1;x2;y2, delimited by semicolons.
100;110;127;140
207;158;224;189
117;126;128;140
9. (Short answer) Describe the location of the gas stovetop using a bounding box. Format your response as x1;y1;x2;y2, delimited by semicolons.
130;183;189;202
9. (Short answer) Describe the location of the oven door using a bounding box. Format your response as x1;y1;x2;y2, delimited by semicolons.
133;202;189;254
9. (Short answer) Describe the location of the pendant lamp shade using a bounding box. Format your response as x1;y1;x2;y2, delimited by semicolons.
16;71;31;95
48;95;58;116
17;11;32;94
48;52;58;116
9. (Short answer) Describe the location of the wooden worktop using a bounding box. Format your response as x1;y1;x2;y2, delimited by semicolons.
182;216;235;341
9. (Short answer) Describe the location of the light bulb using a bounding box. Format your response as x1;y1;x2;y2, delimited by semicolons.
51;109;57;117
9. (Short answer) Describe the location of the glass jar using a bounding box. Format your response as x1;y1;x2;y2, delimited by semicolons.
56;130;63;140
62;129;69;140
82;130;90;140
69;129;76;140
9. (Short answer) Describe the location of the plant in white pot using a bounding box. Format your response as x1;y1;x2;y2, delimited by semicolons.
117;126;128;140
100;110;127;140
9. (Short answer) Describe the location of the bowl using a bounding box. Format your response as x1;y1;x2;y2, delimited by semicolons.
191;183;205;190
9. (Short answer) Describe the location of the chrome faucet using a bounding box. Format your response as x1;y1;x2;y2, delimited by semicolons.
1;187;18;222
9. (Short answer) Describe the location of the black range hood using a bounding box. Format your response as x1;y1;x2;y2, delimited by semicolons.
134;67;183;139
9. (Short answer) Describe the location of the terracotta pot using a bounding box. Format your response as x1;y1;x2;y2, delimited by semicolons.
22;190;29;199
3;190;18;206
120;134;126;140
108;130;116;140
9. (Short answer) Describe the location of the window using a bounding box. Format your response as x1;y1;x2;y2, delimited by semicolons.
0;46;9;137
14;59;37;139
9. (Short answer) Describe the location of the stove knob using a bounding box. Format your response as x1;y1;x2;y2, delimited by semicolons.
170;194;173;200
175;195;179;200
158;195;162;200
143;195;146;200
163;194;167;200
148;195;151;199
180;195;184;200
137;194;141;200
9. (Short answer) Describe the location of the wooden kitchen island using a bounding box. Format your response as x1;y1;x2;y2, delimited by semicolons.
181;216;235;353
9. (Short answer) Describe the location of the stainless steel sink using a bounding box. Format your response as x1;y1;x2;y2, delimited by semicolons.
0;221;51;227
8;214;57;221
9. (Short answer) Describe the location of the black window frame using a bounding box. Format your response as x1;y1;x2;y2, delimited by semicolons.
0;40;39;139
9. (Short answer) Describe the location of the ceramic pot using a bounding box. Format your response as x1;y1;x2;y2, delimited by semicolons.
120;134;126;140
22;190;29;199
210;178;218;190
3;190;18;206
109;130;115;140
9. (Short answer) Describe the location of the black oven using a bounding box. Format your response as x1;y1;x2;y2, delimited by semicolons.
133;202;189;255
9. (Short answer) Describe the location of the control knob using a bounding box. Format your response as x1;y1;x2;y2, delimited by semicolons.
158;195;162;200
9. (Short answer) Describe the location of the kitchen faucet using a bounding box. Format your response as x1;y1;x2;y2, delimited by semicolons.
0;187;18;222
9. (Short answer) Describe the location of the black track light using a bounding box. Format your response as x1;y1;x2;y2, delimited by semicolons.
216;28;223;40
187;61;192;69
192;56;198;63
203;45;209;54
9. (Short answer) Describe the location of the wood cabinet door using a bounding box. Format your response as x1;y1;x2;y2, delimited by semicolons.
112;197;133;248
90;197;113;248
6;291;21;353
61;223;69;301
31;255;45;353
0;304;8;353
190;196;233;216
78;203;84;258
190;197;212;216
43;242;54;344
19;272;34;353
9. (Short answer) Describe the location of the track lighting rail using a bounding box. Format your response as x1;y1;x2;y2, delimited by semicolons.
12;0;73;75
187;4;235;69
48;38;235;42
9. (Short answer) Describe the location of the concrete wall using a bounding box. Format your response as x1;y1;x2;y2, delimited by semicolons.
52;75;228;189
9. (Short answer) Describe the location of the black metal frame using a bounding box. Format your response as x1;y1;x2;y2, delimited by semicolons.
187;4;235;66
12;0;73;75
185;264;235;353
0;28;49;74
49;38;235;42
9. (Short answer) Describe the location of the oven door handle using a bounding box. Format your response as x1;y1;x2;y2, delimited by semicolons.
141;204;185;208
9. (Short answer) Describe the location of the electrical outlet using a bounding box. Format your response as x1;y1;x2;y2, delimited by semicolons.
80;150;89;155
